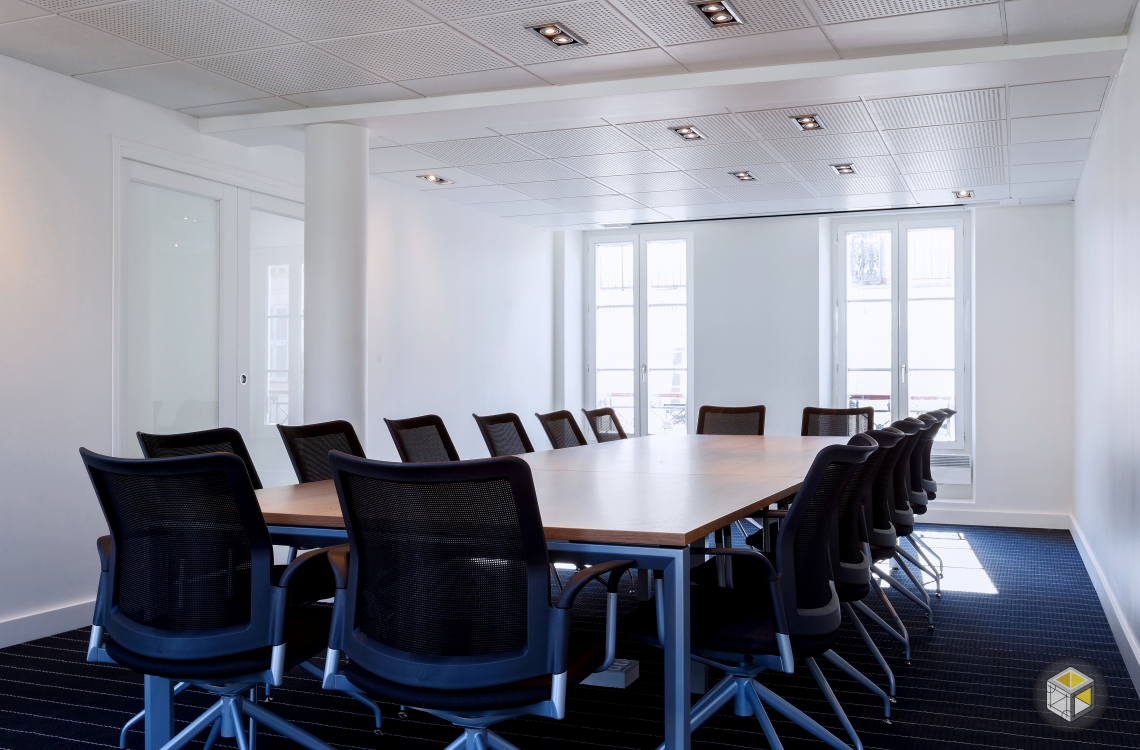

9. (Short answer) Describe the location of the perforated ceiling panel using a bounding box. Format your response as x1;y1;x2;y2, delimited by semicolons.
715;182;814;201
657;141;775;169
812;0;995;24
883;121;1007;153
547;194;645;212
556;151;676;177
465;160;583;183
317;25;511;80
452;1;653;64
413;0;554;21
67;0;294;58
688;163;797;187
766;132;889;161
786;155;899;181
410;137;543;165
740;101;876;138
896;146;1007;173
905;167;1007;190
222;0;435;40
626;188;729;207
617;114;754;150
811;174;910;196
507;178;615;198
192;45;380;95
27;0;118;10
616;0;812;45
509;126;644;158
594;171;706;192
870;88;1004;129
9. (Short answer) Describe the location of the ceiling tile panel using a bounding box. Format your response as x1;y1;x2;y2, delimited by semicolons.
0;14;170;75
465;159;584;183
896;146;1007;172
1009;139;1089;165
509;213;593;227
431;184;534;203
812;0;995;24
739;101;876;138
617;114;754;149
192;45;381;95
1008;78;1110;118
1011;112;1099;143
285;82;420;107
451;1;653;65
556;151;676;177
869;87;1003;128
376;167;497;189
594;171;707;192
409;136;543;165
399;67;547;95
179;96;304;116
766;132;889;161
317;25;512;80
904;166;1007;190
508;178;615;198
1010;179;1078;198
67;0;294;58
76;60;267;109
616;0;812;45
412;0;552;21
688;163;798;186
578;208;669;222
786;155;899;180
547;194;646;211
24;0;112;9
0;0;49;22
714;182;815;201
222;0;434;40
665;27;837;71
1010;161;1084;183
468;199;563;216
654;203;740;220
883;121;1006;152
626;188;729;207
811;174;911;195
509;126;644;157
369;146;453;173
1004;0;1133;44
657;141;776;169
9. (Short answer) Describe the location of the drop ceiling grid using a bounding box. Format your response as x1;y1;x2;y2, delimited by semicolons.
895;146;1008;173
221;0;437;40
593;171;709;192
506;126;645;157
508;178;617;198
714;181;815;201
766;131;890;161
25;0;117;10
869;88;1005;129
904;166;1008;190
410;0;566;21
810;0;996;24
192;44;382;94
687;162;800;186
626;188;731;207
616;114;757;150
547;194;646;211
811;174;910;196
881;121;1008;153
656;141;778;169
556;150;678;177
465;159;585;183
738;101;877;138
785;154;899;180
611;0;813;45
410;136;546;165
316;25;513;80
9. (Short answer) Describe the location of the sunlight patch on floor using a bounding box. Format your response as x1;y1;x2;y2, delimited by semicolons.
904;530;999;594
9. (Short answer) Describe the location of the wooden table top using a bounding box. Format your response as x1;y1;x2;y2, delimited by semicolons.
257;434;845;547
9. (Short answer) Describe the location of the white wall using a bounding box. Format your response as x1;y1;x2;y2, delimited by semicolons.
366;178;555;460
553;230;584;416
0;52;303;647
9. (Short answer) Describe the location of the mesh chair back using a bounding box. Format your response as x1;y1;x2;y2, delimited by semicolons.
696;405;766;435
535;410;587;449
328;452;559;689
909;413;940;508
887;419;924;529
582;407;628;442
80;449;274;660
862;428;906;548
830;430;902;586
137;427;263;490
774;438;875;635
384;415;460;463
473;413;535;457
919;411;948;495
801;407;875;437
278;421;366;483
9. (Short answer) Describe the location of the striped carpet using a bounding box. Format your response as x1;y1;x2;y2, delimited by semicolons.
1;525;1139;749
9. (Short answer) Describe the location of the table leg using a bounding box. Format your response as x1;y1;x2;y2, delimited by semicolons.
144;675;174;749
662;548;692;750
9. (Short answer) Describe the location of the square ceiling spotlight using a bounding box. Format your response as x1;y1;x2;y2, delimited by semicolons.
671;125;705;142
529;22;584;47
689;1;743;27
418;174;454;185
731;170;755;181
953;189;974;199
792;114;824;131
831;163;856;175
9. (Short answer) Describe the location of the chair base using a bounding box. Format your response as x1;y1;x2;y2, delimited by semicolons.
160;687;333;750
442;727;523;750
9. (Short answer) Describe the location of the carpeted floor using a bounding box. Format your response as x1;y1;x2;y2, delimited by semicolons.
1;525;1138;749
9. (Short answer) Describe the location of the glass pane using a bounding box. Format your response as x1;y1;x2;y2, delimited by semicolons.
596;242;636;433
907;227;955;440
596;242;634;306
846;230;893;427
596;370;635;437
124;182;220;457
596;307;634;370
646;240;687;435
848;370;893;430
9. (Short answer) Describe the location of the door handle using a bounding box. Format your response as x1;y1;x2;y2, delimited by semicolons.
900;363;906;384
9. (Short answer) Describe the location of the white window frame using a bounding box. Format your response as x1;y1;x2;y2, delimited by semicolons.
586;231;695;437
833;211;972;457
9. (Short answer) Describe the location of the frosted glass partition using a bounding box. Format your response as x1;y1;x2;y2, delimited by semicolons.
124;182;220;457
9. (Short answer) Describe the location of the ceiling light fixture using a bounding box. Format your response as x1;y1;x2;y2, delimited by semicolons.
791;114;823;131
690;0;743;27
529;22;584;47
671;125;706;141
831;163;856;175
417;174;454;185
953;189;974;199
731;171;755;181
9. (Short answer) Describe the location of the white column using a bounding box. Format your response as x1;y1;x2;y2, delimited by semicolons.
304;122;368;431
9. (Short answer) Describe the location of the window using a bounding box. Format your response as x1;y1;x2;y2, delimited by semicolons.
836;216;969;449
589;233;693;436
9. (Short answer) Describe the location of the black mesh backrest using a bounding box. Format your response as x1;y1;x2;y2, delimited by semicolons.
384;415;460;463
138;427;263;490
868;427;906;535
801;407;875;437
888;419;924;526
910;413;939;494
696;405;766;435
329;452;560;690
919;411;947;483
278;420;366;483
774;440;874;635
582;407;628;442
830;430;902;586
80;449;274;660
535;410;587;449
473;413;535;457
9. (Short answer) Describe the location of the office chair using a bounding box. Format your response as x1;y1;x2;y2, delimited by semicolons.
319;452;634;750
137;427;263;489
81;449;339;750
801;406;875;437
696;404;766;435
473;412;535;456
535;409;588;449
582;407;628;442
383;414;460;463
628;437;878;750
278;420;366;482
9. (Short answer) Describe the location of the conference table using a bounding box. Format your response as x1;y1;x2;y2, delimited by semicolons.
141;433;844;750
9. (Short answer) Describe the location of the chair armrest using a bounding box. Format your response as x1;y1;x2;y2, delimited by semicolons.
703;548;789;637
752;509;788;520
327;545;350;589
97;536;111;572
555;559;635;610
278;545;343;589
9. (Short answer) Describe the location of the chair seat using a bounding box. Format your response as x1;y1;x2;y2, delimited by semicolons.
105;606;332;681
343;632;605;712
869;544;895;563
911;504;928;515
895;523;914;536
835;581;870;602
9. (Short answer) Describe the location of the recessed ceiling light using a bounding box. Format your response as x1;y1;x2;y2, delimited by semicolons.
671;125;706;141
417;174;454;185
731;171;755;181
791;114;823;131
831;163;856;175
953;189;974;199
529;22;583;46
690;0;743;27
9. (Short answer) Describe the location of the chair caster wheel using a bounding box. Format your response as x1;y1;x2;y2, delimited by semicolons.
889;697;897;704
261;696;273;704
927;625;935;631
883;719;892;725
935;593;942;598
373;729;383;736
398;711;407;719
904;661;912;666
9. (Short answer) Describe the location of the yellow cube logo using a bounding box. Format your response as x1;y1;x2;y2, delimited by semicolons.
1047;668;1094;722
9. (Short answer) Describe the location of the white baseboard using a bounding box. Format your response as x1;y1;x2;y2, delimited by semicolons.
915;502;1071;529
0;600;95;650
1069;517;1140;696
